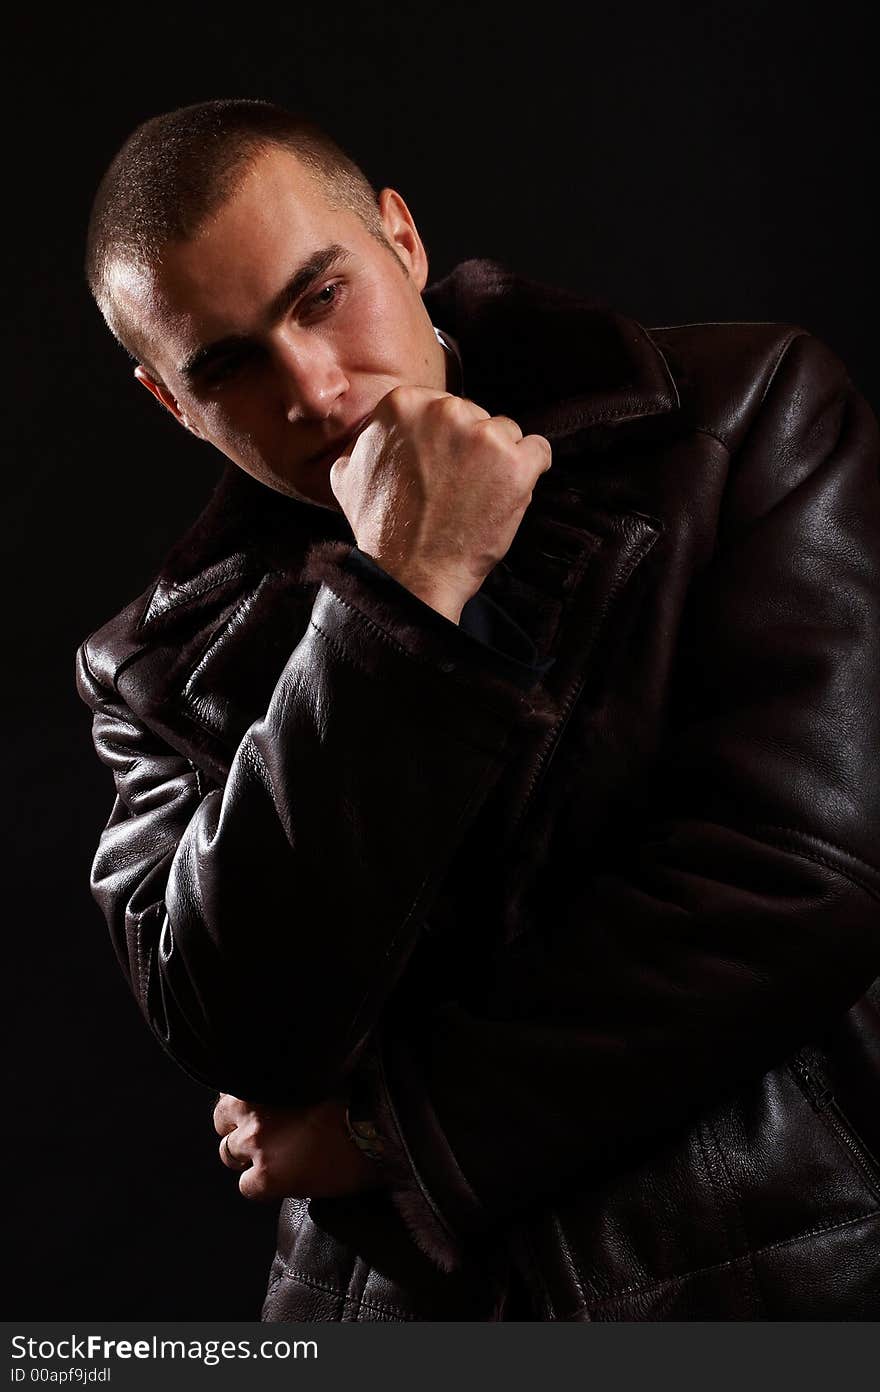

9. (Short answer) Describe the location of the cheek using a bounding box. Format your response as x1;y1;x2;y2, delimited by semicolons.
336;283;424;374
195;398;279;474
199;389;274;443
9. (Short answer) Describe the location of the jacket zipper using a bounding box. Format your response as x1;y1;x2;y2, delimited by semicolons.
791;1058;880;1201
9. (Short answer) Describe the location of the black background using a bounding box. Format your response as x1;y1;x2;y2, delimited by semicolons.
7;2;877;1318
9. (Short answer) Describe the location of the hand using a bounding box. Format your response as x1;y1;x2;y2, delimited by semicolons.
330;386;552;622
213;1093;387;1202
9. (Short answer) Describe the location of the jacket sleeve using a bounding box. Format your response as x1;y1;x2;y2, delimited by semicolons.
75;554;555;1104
344;547;555;685
347;331;880;1273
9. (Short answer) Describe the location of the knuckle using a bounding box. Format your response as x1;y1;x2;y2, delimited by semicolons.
437;393;480;420
385;383;426;414
487;414;523;440
459;396;491;420
426;391;459;419
524;433;553;465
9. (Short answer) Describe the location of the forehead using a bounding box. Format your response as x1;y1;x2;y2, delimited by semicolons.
119;146;366;371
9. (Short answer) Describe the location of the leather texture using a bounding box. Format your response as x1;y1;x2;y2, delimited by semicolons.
75;258;880;1320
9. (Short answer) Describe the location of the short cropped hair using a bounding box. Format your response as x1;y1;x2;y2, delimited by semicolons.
84;98;385;376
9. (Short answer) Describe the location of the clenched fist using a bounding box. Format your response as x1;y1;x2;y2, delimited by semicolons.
330;387;552;623
213;1092;386;1201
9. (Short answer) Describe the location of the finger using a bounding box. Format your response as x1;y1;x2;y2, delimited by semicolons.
519;433;553;473
219;1130;251;1172
328;456;350;501
213;1095;236;1135
214;1094;250;1135
485;414;524;441
238;1163;277;1203
213;1096;230;1135
431;392;489;422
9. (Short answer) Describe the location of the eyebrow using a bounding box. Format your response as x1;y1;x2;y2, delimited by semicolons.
178;243;351;383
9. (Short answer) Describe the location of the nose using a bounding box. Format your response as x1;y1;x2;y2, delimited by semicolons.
272;329;349;422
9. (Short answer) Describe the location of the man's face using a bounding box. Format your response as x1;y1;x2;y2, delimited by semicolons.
119;145;448;511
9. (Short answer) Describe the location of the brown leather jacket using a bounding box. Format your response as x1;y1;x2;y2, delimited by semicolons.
75;259;880;1320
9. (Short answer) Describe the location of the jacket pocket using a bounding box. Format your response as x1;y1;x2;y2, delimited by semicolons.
788;1045;880;1201
508;1050;880;1321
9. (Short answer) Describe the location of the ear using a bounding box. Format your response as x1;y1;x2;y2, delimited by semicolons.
377;188;429;293
134;366;203;437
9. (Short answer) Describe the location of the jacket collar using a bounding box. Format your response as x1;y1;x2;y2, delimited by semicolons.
422;257;678;441
139;257;678;632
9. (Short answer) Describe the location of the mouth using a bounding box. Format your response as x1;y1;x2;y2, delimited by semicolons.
306;416;372;469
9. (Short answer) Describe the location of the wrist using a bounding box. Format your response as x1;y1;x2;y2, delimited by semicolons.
366;558;467;624
401;585;464;625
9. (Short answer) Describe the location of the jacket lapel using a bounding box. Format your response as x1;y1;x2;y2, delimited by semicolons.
422;257;679;440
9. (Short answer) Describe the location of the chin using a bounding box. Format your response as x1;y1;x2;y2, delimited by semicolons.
247;468;332;511
285;478;342;514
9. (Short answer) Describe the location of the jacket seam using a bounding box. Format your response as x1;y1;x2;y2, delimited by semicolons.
560;1206;880;1319
266;1264;423;1321
689;818;880;902
689;329;808;455
748;822;880;886
187;760;204;800
373;1044;474;1252
753;329;812;412
80;633;152;703
135;918;143;1005
771;842;878;901
312;594;532;727
691;425;732;453
744;827;880;902
308;616;512;757
137;565;253;631
183;593;260;702
79;642;119;711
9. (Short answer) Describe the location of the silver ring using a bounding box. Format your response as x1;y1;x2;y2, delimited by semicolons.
221;1135;249;1169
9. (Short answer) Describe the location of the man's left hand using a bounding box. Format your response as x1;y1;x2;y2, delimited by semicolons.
213;1093;387;1201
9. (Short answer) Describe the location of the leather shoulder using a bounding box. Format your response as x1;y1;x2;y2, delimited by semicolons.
75;586;155;708
648;320;812;452
74;552;263;714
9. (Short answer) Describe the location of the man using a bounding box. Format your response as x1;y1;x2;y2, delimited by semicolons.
76;97;880;1321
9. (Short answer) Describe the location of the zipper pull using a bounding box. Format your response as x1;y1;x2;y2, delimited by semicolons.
792;1057;832;1109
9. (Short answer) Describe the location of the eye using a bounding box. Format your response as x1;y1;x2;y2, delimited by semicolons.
303;280;344;315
